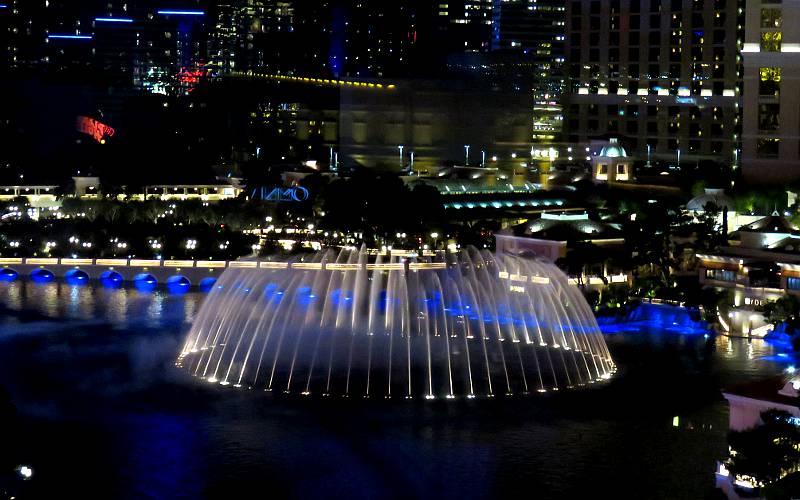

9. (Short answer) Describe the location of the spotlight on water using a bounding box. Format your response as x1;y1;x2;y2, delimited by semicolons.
177;247;615;399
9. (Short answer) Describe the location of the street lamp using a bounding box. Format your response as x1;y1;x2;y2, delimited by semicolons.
398;145;405;169
464;145;470;166
430;232;439;249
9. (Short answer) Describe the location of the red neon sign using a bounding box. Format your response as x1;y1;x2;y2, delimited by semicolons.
76;116;115;143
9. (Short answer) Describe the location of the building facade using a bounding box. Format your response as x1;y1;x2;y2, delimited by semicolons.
564;0;742;165
741;0;800;183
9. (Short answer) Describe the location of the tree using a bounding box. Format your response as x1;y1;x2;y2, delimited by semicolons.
763;296;800;334
101;200;122;225
763;471;800;500
60;198;85;218
728;409;800;487
557;242;607;286
625;204;690;296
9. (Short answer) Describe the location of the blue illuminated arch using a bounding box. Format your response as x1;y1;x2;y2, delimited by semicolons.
99;270;124;288
64;268;89;285
0;268;18;282
133;273;157;292
30;269;55;283
198;277;217;292
166;275;191;294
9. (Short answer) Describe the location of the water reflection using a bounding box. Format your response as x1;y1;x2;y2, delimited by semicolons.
0;281;793;499
0;281;203;329
713;335;789;378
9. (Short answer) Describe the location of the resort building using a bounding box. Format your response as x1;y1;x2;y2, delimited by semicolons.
592;138;633;182
686;188;762;232
741;0;800;183
564;0;742;166
509;212;625;262
697;214;800;335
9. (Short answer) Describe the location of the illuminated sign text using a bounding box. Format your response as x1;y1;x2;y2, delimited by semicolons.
76;116;115;143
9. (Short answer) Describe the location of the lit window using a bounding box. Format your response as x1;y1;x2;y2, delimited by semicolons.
761;31;782;52
759;67;781;96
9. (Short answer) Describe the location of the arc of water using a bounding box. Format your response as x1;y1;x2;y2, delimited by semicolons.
216;270;274;384
472;248;512;394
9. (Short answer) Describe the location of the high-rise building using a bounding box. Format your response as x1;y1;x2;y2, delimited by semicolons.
436;0;494;53
741;0;799;183
2;1;208;94
337;1;419;78
564;0;742;166
208;1;294;75
491;0;567;145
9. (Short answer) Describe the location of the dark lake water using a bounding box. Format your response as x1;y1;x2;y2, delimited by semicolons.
0;282;789;499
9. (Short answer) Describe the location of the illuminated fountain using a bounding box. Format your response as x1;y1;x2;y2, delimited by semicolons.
177;247;615;399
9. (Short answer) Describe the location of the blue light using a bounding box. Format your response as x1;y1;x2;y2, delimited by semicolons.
156;10;204;16
199;277;217;292
0;268;18;282
48;34;93;40
65;269;89;286
30;269;55;283
166;275;191;294
95;17;134;23
133;273;157;292
99;270;123;289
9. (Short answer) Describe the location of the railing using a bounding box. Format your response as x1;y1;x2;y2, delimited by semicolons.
0;258;450;272
0;257;226;268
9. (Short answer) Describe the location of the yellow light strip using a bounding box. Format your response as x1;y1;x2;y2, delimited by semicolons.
96;259;128;266
238;72;397;90
25;258;59;265
259;262;289;269
366;263;406;270
129;259;162;267
291;262;324;270
60;258;94;266
325;263;362;270
409;263;447;270
163;260;195;268
195;261;227;268
228;261;258;268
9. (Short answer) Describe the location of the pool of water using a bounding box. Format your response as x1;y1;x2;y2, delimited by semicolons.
0;281;789;499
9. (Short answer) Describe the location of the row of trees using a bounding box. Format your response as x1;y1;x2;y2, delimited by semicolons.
58;198;273;233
